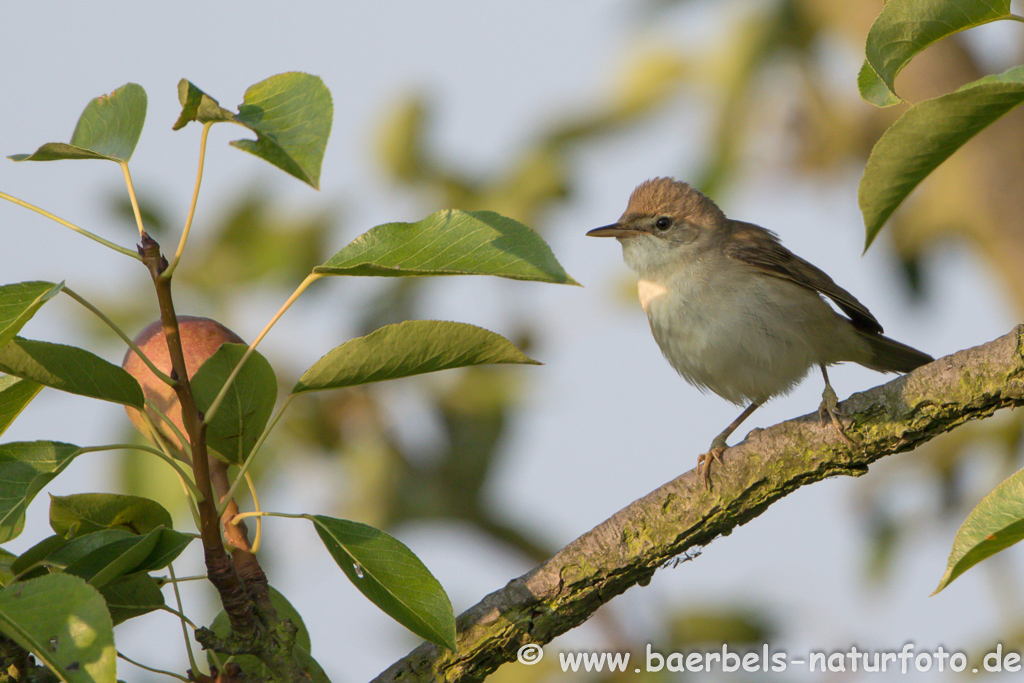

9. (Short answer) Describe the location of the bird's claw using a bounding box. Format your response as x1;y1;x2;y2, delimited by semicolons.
818;385;858;446
697;445;725;488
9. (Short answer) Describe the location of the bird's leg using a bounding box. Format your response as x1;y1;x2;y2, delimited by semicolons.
699;401;761;487
817;364;857;446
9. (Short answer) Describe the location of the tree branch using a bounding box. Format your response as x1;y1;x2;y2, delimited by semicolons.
372;325;1024;682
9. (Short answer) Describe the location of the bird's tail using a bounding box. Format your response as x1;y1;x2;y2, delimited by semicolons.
858;330;933;374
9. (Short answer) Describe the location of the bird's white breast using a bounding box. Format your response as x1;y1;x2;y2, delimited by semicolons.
637;278;670;313
634;261;832;405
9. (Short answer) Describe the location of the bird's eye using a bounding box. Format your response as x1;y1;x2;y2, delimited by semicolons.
654;216;671;230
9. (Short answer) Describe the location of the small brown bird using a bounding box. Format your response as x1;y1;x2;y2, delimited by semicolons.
588;178;932;485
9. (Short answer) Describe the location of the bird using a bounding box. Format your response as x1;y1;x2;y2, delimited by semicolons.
587;177;932;486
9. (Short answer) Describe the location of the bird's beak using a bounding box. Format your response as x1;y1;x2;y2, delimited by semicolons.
587;223;639;238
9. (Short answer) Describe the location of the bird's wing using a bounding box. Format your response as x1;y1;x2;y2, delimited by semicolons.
724;221;883;334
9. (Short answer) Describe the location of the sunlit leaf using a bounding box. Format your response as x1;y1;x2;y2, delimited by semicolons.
49;493;173;539
315;209;579;284
309;515;456;650
9;83;146;163
230;72;332;189
192;343;277;465
860;65;1024;248
860;0;1012;106
934;467;1024;593
0;281;63;347
293;320;538;394
0;337;144;408
0;442;84;543
0;574;116;683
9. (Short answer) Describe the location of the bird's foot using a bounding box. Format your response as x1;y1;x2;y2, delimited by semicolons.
818;383;858;446
697;438;727;488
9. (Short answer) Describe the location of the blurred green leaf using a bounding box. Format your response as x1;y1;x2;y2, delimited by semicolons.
230;72;333;189
172;79;237;130
98;572;164;626
860;65;1024;249
49;493;173;539
0;376;43;439
0;281;63;347
192;343;277;465
207;586;328;682
669;608;772;646
9;83;146;163
0;442;84;544
861;0;1012;106
0;337;144;408
0;574;116;683
309;515;456;650
293;320;538;394
182;188;330;291
316;209;579;284
934;467;1024;593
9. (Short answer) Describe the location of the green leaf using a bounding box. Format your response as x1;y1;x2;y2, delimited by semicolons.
132;528;193;573
0;442;84;544
860;65;1024;249
0;281;64;347
0;337;144;408
207;586;328;682
0;574;116;683
861;0;1012;105
49;527;190;588
293;320;538;394
857;60;903;109
0;547;17;586
315;209;579;284
0;376;43;439
10;535;68;580
934;467;1024;593
172;79;237;130
67;541;156;590
192;343;277;465
49;493;173;539
98;572;165;626
9;83;146;163
229;72;333;189
309;515;456;651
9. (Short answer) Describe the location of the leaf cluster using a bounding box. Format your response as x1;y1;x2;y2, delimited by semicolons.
0;75;576;682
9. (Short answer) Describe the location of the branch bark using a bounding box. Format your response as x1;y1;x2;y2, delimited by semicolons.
372;325;1024;682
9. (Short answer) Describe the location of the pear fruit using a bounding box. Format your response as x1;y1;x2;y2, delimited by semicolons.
122;316;244;452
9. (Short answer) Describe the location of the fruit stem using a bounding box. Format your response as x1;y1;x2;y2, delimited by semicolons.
204;272;322;424
62;286;176;386
164;121;213;280
0;192;141;259
120;161;147;239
